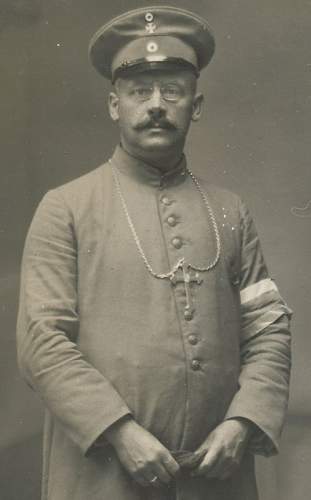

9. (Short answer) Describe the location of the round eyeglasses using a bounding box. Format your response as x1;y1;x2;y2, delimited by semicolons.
131;84;184;102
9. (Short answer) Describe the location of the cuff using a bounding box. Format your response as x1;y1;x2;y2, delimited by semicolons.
224;412;278;457
84;408;132;456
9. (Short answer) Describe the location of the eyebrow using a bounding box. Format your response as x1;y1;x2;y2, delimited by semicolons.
128;79;183;86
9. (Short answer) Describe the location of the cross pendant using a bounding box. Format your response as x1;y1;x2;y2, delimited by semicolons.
170;262;203;320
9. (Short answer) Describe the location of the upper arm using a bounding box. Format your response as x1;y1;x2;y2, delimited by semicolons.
238;199;292;344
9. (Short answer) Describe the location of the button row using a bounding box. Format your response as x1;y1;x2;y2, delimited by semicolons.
160;196;182;247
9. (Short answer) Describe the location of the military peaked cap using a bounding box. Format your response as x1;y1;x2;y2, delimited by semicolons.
89;5;215;82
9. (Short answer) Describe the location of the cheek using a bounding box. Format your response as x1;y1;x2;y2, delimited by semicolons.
118;102;144;124
173;107;194;129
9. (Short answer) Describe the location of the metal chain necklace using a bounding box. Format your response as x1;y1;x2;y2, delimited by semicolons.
109;159;221;320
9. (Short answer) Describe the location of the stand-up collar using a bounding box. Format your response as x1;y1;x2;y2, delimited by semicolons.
109;144;188;188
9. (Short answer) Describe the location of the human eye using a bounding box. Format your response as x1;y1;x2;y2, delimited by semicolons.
132;86;152;100
162;84;183;101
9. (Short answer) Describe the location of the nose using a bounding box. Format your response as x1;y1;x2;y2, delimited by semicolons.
147;87;166;117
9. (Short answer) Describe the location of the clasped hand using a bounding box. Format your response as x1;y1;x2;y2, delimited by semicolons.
105;417;180;488
191;419;255;480
105;417;254;487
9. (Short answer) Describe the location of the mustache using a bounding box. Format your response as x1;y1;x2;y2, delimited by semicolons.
134;118;177;130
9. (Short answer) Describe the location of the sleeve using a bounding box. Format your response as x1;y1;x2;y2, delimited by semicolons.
224;199;292;456
16;189;131;455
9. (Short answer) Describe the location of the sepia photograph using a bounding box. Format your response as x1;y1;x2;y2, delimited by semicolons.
1;1;310;499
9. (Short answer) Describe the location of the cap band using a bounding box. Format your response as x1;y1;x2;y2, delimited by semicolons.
111;35;199;80
113;58;199;83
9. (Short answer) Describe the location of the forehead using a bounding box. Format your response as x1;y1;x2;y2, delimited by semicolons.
116;68;197;87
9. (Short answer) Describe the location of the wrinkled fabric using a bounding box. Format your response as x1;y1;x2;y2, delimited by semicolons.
17;146;291;500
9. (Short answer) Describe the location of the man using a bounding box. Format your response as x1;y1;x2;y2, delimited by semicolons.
17;6;292;500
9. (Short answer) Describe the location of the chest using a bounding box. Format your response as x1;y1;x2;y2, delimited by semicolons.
75;173;239;285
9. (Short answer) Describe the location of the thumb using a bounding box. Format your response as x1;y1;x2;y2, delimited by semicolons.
191;447;219;477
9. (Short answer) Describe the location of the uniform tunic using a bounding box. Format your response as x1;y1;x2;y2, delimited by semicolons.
17;145;291;500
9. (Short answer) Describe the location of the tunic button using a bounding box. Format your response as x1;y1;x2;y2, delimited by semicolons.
161;196;171;206
188;334;198;345
184;309;193;320
167;216;177;226
172;237;182;249
191;359;201;371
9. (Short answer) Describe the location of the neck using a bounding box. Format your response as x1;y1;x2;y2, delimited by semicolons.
120;142;184;172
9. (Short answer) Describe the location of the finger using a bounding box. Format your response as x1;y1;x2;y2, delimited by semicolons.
205;455;240;480
162;454;180;478
145;474;162;489
204;452;240;479
203;457;227;479
218;464;238;481
218;458;240;480
191;449;219;477
219;468;234;481
152;463;173;485
132;471;150;488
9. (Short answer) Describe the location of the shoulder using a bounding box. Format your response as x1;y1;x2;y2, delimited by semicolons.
28;163;111;235
38;162;111;216
194;176;242;217
192;177;260;248
53;163;107;202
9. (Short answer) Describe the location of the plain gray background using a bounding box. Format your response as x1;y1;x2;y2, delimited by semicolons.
1;1;310;499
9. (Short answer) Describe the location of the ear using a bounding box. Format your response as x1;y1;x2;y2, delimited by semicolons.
108;91;120;122
191;92;204;122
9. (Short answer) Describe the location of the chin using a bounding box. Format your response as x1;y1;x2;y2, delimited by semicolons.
140;138;179;152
